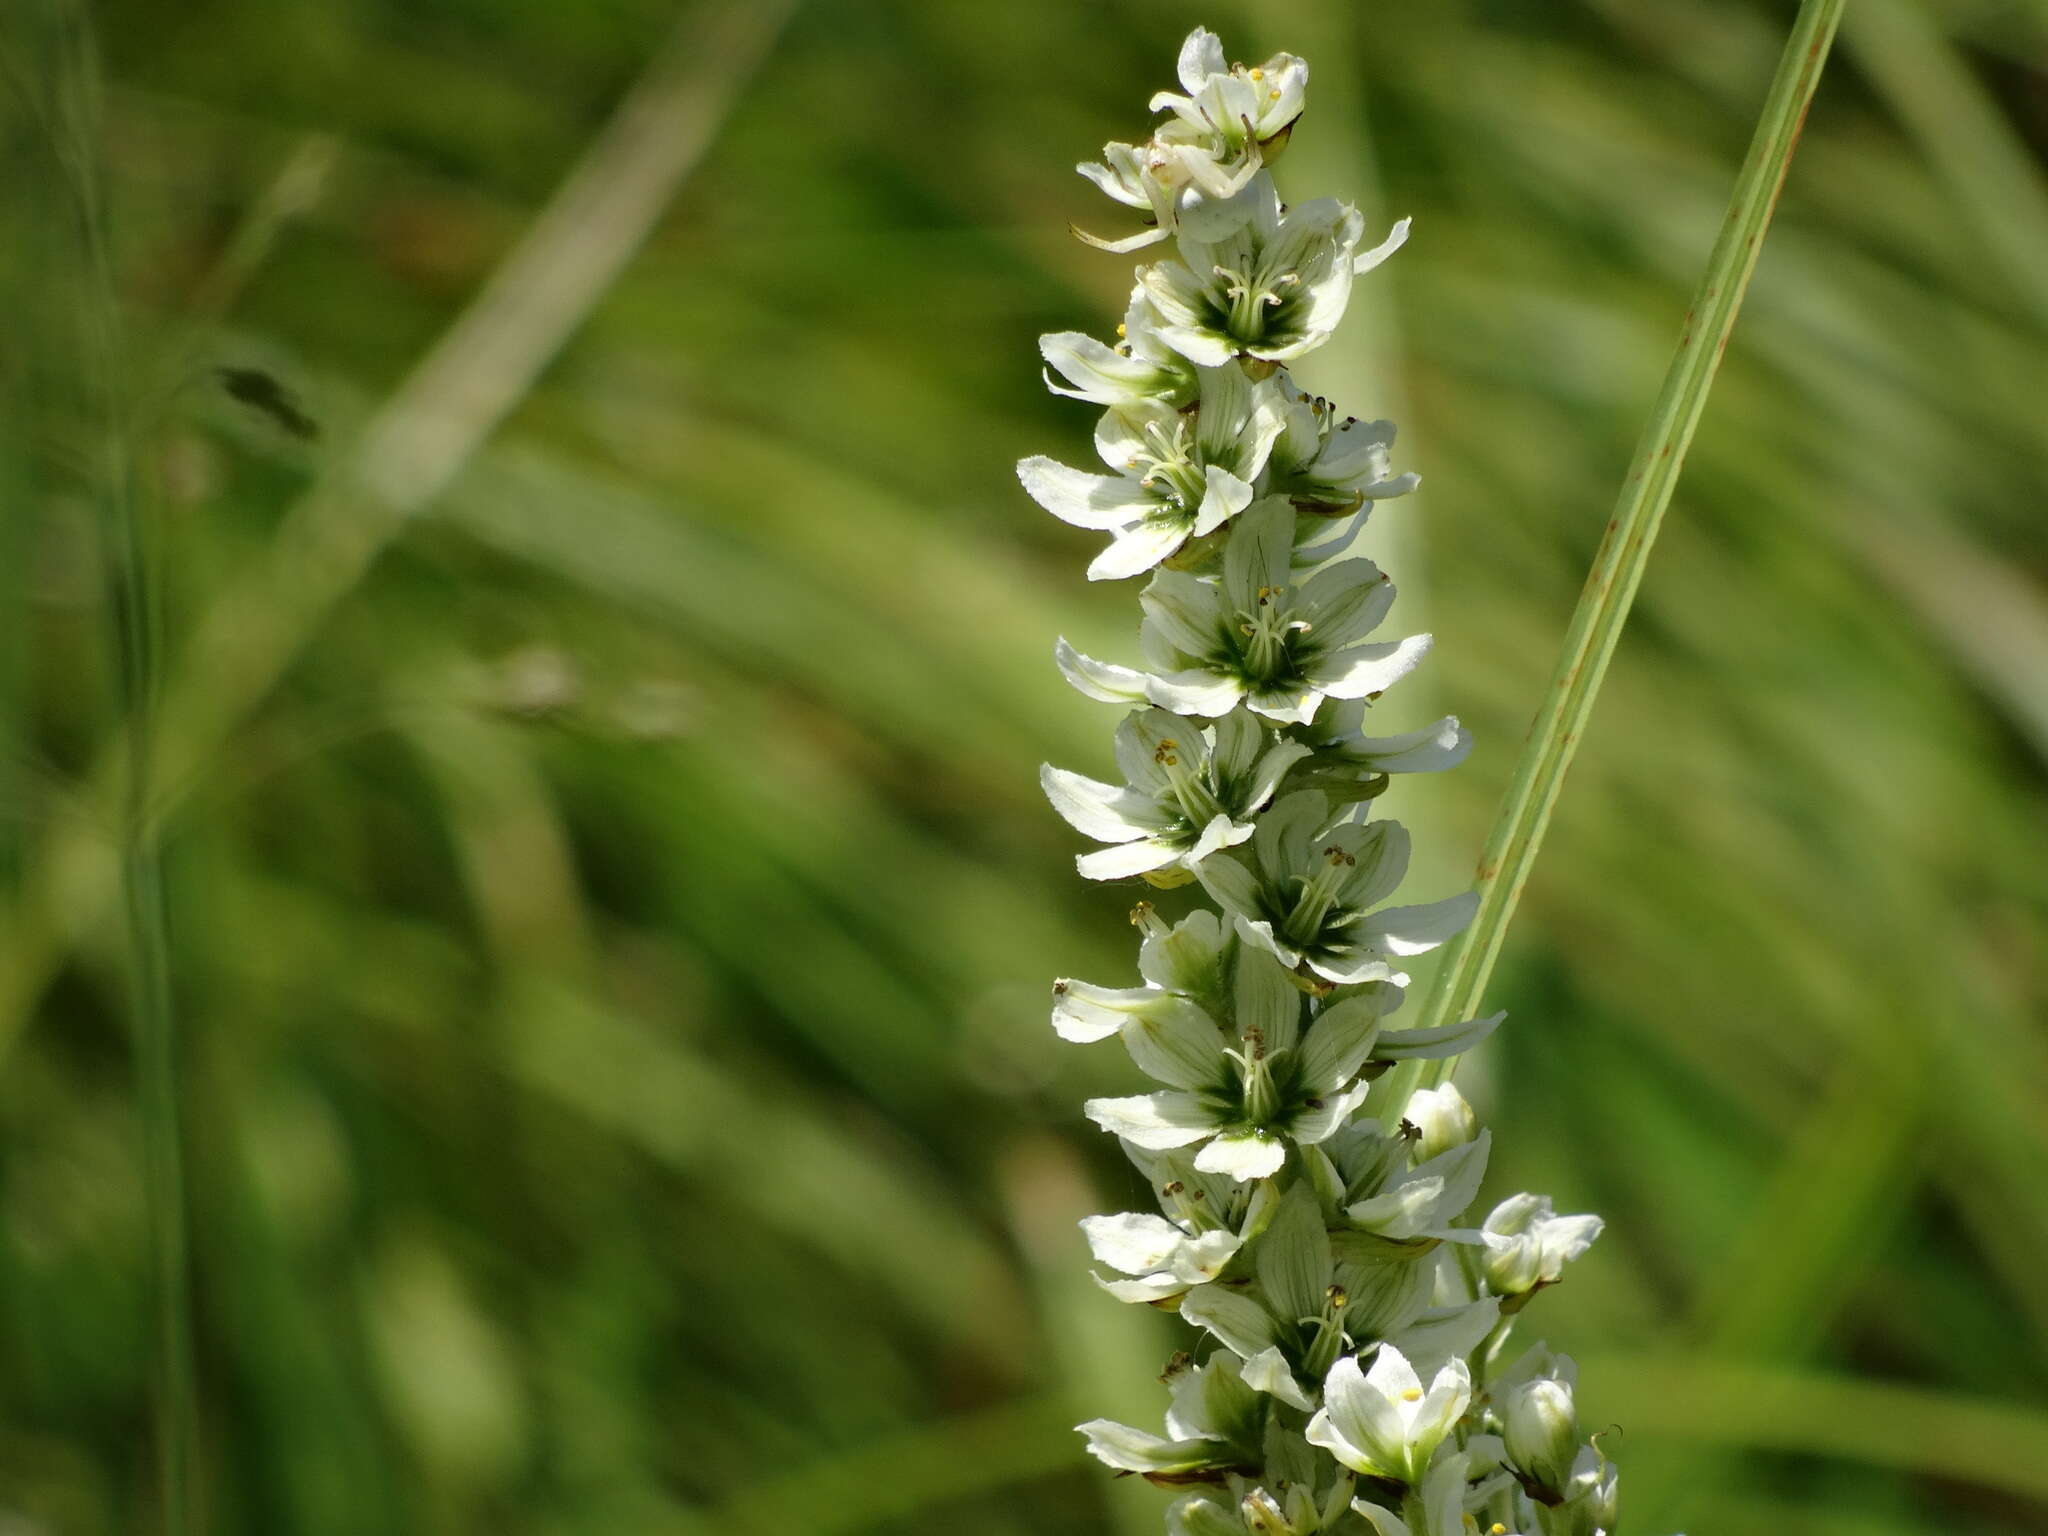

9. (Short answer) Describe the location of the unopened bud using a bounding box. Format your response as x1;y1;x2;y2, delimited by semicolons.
1403;1082;1478;1162
1502;1375;1579;1494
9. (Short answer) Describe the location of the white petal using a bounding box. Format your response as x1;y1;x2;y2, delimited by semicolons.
1240;1345;1315;1411
1040;330;1184;405
1320;1353;1406;1477
1141;570;1224;657
1310;633;1434;700
1078;1419;1217;1473
1089;519;1192;581
1304;948;1402;987
1358;891;1479;956
1040;764;1170;842
1299;994;1383;1091
1094;1271;1193;1304
1193;851;1265;924
1072;221;1171;254
1290;1080;1372;1145
1222;497;1297;611
1349;716;1473;774
1121;995;1229;1090
1234;943;1303;1055
1082;1212;1197;1275
1374;1011;1504;1061
1144;669;1245;717
1190;466;1255;538
1348;1502;1413;1536
1180;1282;1281;1357
1193;1130;1287;1180
1054;637;1148;703
1051;979;1161;1042
1017;456;1152;530
1352;216;1412;275
1085;1091;1216;1148
1077;840;1183;881
1176;27;1227;93
1244;739;1313;811
1186;813;1252;864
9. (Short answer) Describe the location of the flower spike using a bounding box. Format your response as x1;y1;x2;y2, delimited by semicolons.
1028;29;1626;1536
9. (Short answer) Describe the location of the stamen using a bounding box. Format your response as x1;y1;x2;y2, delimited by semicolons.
1281;845;1355;947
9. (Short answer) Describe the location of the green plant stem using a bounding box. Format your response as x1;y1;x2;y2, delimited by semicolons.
1388;0;1845;1100
48;3;198;1528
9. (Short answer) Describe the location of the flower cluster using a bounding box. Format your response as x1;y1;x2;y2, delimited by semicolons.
1030;32;1623;1536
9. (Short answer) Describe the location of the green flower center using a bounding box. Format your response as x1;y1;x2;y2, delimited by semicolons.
1281;844;1355;947
1127;417;1208;512
1153;736;1225;830
1212;261;1299;341
1233;583;1309;681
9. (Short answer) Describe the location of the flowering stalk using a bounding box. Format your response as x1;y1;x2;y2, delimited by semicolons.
1030;32;1616;1536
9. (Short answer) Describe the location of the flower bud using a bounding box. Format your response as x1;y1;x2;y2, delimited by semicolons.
1501;1375;1579;1494
1480;1193;1603;1297
1402;1082;1478;1161
1537;1446;1619;1536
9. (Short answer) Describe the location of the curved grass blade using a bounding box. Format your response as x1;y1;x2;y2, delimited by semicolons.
1396;0;1847;1089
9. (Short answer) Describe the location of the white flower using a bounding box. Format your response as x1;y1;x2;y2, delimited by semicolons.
1138;178;1407;366
1041;707;1310;883
1081;1209;1241;1303
1147;30;1308;201
1294;700;1474;804
1307;1344;1470;1483
1019;363;1286;580
1196;789;1476;986
1074;30;1311;252
1479;1194;1604;1297
1039;291;1196;408
1083;949;1384;1181
1269;385;1421;513
1346;1131;1493;1242
1078;1349;1266;1478
1097;498;1432;725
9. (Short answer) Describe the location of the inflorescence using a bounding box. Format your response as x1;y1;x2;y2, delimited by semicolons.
1028;31;1618;1536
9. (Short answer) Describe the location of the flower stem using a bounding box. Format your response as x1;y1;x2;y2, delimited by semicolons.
1392;0;1845;1093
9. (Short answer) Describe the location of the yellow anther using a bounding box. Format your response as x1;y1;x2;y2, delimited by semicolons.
1269;88;1282;100
1116;322;1127;337
1248;66;1264;80
1491;1526;1509;1535
1401;1387;1423;1403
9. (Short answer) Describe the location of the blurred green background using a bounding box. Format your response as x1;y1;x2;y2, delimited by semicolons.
3;0;2047;1531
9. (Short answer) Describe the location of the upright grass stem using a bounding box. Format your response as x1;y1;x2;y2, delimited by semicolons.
1395;0;1846;1094
47;4;199;1528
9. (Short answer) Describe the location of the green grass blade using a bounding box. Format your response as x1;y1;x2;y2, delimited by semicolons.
43;1;201;1526
1398;0;1846;1082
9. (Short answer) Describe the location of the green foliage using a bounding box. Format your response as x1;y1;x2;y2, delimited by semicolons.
1;1;2046;1532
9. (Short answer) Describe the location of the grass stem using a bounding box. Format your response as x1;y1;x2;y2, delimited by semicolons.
47;2;199;1527
1392;0;1846;1093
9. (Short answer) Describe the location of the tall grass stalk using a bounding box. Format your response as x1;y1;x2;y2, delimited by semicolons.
47;3;198;1528
1394;0;1846;1095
